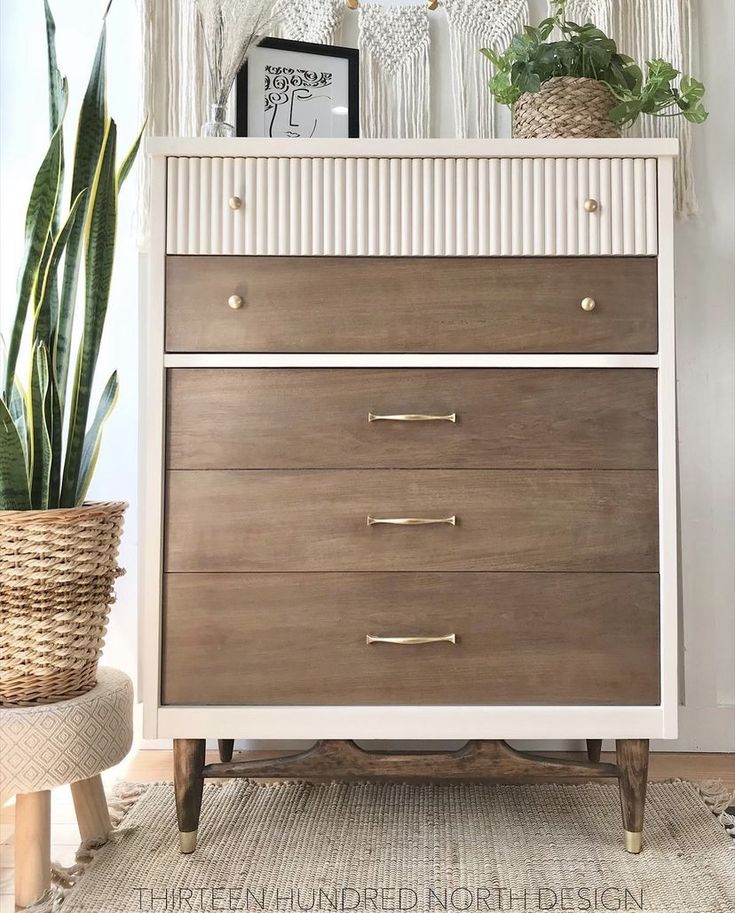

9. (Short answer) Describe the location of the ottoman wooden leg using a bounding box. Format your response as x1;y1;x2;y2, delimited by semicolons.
15;790;50;908
71;774;112;842
616;738;649;853
174;739;206;853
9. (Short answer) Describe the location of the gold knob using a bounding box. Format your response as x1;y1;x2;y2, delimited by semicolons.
584;198;599;213
228;196;242;210
228;294;243;310
580;297;596;312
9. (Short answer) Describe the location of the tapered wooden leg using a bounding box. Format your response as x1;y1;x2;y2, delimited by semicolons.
586;739;602;763
616;738;649;853
15;790;51;908
174;739;206;853
218;739;235;762
71;774;111;842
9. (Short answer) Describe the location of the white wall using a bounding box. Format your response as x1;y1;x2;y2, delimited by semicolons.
0;0;140;685
1;0;732;750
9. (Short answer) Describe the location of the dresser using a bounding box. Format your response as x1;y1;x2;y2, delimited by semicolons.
142;137;678;856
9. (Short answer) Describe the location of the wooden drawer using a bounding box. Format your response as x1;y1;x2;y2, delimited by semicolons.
165;156;658;256
167;368;657;470
165;469;658;572
162;572;660;706
165;256;658;354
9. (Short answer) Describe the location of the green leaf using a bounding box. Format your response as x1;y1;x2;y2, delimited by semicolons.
55;20;108;407
75;371;119;505
9;380;29;471
48;364;63;509
33;189;87;351
117;116;146;188
29;341;52;509
44;0;65;137
3;97;67;401
0;397;31;510
61;118;118;507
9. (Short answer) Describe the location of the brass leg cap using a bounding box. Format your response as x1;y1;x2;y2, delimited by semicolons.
625;830;642;854
179;830;198;854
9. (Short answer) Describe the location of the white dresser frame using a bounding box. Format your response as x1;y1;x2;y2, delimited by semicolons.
141;138;678;742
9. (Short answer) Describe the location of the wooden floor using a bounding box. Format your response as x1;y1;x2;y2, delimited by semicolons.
1;749;732;912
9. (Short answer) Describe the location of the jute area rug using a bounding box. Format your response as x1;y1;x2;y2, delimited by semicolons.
48;780;734;913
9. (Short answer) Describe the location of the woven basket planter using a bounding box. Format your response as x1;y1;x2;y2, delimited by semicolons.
0;502;126;706
513;76;621;139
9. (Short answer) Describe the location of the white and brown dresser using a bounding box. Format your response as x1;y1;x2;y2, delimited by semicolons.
142;138;678;855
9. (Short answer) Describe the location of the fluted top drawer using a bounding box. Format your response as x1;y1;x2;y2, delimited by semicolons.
165;255;657;354
166;156;658;257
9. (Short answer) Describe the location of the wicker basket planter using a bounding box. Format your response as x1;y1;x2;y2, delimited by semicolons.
0;502;126;706
513;76;621;139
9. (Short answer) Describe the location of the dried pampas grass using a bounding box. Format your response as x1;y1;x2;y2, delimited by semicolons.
195;0;283;108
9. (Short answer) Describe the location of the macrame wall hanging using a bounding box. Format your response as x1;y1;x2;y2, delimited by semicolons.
443;0;528;138
276;0;344;44
358;4;431;138
562;0;697;215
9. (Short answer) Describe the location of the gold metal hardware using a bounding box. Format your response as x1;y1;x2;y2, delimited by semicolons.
179;830;198;854
228;294;244;310
366;633;456;646
583;198;599;213
624;831;642;854
368;412;457;423
367;515;456;526
228;196;242;210
580;297;596;312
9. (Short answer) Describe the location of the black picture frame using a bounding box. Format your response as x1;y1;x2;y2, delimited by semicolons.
236;37;360;138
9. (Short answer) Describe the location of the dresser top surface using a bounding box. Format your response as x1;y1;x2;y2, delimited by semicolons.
147;136;679;159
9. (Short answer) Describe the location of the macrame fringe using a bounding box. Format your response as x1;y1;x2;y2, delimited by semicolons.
21;782;148;913
136;0;209;247
562;0;698;216
276;0;344;44
358;6;430;139
444;0;529;138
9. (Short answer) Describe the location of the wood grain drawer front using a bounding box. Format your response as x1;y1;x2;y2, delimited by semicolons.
165;470;658;572
162;572;660;706
167;369;658;470
165;256;658;354
165;156;658;256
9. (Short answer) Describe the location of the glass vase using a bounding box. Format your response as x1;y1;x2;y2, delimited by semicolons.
202;103;235;138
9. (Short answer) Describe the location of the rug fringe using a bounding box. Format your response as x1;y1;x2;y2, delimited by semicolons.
697;778;735;841
22;781;148;913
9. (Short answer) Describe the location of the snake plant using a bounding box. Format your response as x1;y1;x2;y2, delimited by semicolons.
0;1;144;510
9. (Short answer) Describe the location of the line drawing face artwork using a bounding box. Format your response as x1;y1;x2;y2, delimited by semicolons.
264;65;334;137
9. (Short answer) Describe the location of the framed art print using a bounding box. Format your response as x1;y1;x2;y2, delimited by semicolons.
236;38;359;138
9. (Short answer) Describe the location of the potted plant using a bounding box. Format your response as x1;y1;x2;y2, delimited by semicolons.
482;0;707;138
0;1;143;705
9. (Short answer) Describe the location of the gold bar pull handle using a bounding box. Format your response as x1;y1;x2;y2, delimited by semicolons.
366;515;456;527
366;634;456;646
368;412;457;423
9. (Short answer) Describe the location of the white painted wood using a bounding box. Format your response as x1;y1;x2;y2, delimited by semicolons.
142;140;678;743
148;137;679;158
163;353;661;369
656;156;679;738
155;706;667;741
164;154;659;256
140;156;167;736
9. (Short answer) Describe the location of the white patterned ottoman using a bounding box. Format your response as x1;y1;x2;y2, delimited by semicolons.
0;667;133;908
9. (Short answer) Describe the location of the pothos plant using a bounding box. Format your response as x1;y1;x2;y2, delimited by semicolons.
0;1;144;511
481;0;708;127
